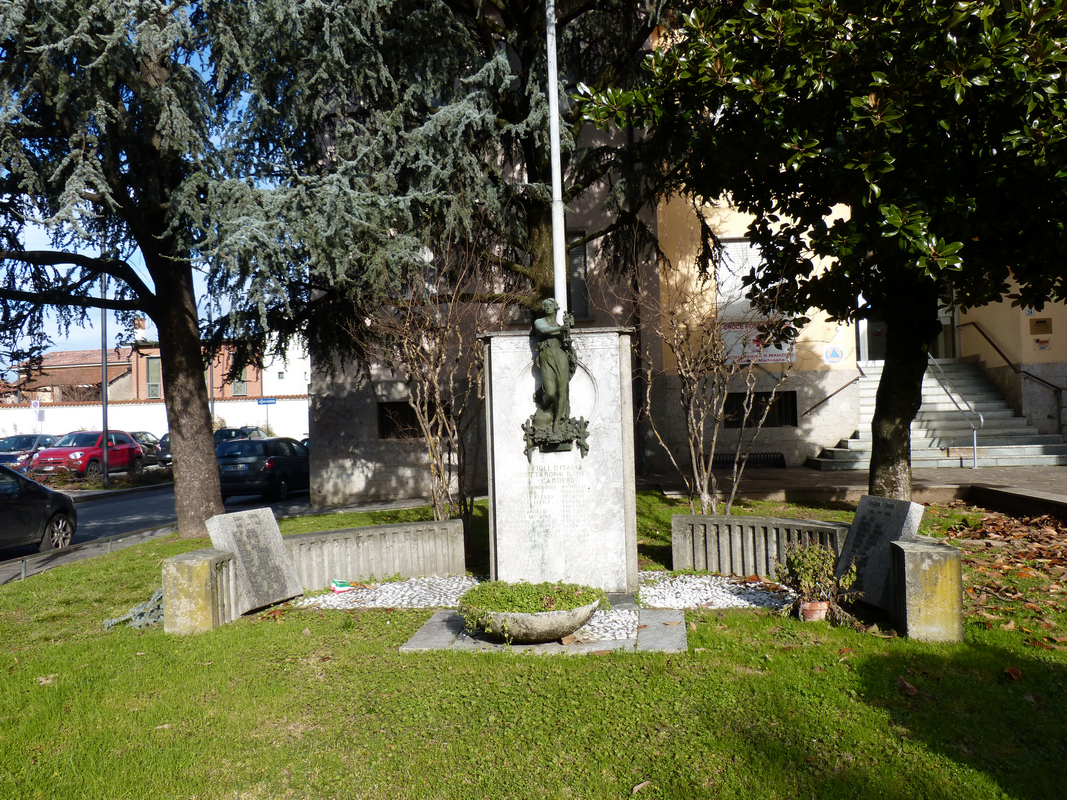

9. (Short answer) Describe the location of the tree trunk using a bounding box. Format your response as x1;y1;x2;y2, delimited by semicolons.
526;204;556;304
152;262;225;538
868;280;943;500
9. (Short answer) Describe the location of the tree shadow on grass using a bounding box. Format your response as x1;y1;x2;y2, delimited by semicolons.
726;637;1067;799
851;639;1067;799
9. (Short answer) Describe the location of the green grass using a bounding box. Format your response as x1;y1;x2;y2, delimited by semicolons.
1;493;1065;799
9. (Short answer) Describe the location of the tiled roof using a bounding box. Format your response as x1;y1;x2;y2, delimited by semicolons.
36;347;133;368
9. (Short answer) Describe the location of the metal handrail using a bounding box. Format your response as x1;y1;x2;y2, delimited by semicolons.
802;363;867;418
958;320;1065;434
926;359;984;468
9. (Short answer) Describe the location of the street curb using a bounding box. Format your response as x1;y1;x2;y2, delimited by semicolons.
69;482;175;505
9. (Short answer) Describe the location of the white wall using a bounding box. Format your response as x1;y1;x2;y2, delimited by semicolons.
261;346;312;397
0;397;310;440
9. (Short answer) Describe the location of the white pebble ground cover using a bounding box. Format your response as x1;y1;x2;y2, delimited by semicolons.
292;572;791;643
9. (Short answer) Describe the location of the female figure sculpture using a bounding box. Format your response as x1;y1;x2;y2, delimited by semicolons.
533;298;576;436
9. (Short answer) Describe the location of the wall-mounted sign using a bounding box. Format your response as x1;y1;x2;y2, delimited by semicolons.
1025;307;1036;317
823;344;846;365
723;322;796;364
1034;338;1052;351
1030;318;1053;335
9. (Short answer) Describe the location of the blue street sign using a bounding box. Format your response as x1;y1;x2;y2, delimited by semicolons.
257;398;277;405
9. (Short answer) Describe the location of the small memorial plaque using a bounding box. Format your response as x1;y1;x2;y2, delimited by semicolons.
835;495;924;611
1029;318;1053;335
206;508;303;615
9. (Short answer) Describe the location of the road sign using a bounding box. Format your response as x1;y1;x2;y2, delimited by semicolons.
30;400;40;409
257;398;277;405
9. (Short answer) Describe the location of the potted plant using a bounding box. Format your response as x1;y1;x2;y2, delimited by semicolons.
458;581;607;644
776;542;858;623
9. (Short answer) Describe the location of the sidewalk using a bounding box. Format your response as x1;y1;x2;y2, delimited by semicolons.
639;464;1067;516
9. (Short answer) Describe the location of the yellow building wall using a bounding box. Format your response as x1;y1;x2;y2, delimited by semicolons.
654;196;857;376
960;290;1067;367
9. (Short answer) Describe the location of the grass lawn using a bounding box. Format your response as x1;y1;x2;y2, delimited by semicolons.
1;493;1065;799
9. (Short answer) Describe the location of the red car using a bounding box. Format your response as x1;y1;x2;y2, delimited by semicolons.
29;431;145;477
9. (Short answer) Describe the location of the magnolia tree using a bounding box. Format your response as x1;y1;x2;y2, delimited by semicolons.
585;0;1067;500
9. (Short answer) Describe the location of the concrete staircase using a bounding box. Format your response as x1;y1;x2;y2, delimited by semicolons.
808;362;1067;469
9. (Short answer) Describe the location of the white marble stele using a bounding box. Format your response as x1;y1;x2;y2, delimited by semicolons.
483;328;638;593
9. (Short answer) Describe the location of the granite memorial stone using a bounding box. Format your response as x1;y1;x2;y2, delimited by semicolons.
206;508;303;615
835;495;925;612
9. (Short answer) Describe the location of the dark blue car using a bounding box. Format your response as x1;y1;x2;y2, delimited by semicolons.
0;434;57;473
0;464;76;552
217;437;310;501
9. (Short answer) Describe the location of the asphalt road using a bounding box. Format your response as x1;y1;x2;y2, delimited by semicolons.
0;483;319;584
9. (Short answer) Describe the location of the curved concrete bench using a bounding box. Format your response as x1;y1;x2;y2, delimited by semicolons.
163;519;464;634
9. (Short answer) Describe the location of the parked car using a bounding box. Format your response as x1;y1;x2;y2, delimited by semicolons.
130;431;160;466
213;426;268;446
0;464;76;552
0;433;57;472
156;432;172;467
29;430;145;477
216;437;310;501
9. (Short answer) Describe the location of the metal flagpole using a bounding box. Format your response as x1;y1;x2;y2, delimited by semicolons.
546;0;568;321
100;274;110;485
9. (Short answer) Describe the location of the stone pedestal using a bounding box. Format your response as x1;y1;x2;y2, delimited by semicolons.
891;538;965;643
483;328;637;593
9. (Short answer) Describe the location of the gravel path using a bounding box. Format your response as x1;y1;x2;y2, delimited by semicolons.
292;572;791;643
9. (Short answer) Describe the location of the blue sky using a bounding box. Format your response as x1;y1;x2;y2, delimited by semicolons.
17;225;162;354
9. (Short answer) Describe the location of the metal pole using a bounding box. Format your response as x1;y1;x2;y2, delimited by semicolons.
100;276;109;485
208;308;215;420
546;0;568;319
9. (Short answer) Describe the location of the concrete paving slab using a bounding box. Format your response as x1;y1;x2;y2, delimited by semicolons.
400;609;687;655
635;609;688;653
399;611;465;653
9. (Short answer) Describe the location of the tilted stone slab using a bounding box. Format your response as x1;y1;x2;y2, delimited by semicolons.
835;495;925;612
206;508;303;615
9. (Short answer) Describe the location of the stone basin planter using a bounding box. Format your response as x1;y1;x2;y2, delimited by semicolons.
463;600;600;644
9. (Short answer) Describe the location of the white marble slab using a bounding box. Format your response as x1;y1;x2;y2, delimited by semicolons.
483;329;637;592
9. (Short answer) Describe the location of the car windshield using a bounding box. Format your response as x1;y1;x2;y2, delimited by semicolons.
214;429;239;441
54;433;100;448
217;441;266;457
0;435;37;451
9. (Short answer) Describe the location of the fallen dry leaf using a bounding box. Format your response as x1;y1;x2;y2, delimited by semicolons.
1000;620;1016;631
36;675;57;686
155;724;173;730
1004;666;1023;681
561;634;577;646
663;621;682;626
632;781;651;794
897;675;919;696
689;622;697;631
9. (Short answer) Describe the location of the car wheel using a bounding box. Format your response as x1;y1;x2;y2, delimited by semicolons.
39;513;74;552
131;457;143;475
274;477;290;501
84;460;102;478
